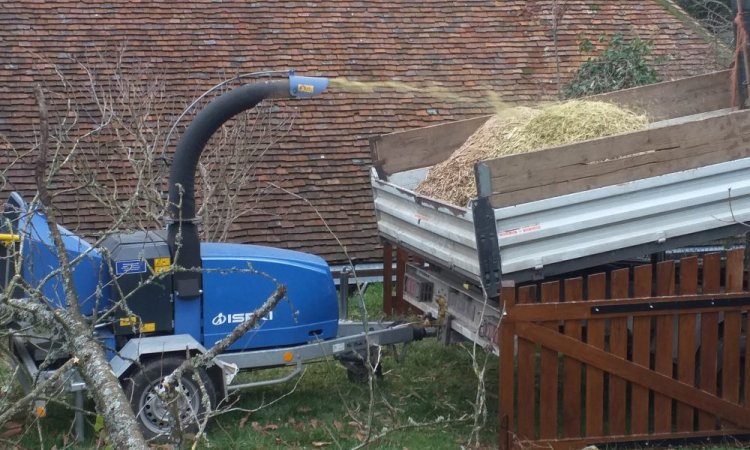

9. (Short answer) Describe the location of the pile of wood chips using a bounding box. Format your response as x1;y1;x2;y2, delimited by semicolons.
414;100;648;206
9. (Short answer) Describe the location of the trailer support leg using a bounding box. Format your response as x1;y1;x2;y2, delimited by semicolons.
383;243;394;316
395;248;407;315
75;390;84;442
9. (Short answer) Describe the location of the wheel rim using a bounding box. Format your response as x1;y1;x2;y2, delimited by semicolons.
137;376;201;436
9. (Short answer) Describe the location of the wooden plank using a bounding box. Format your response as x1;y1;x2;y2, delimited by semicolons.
515;322;750;429
590;70;731;122
676;256;698;432
492;121;750;200
499;285;517;450
528;428;747;450
562;277;583;438
654;261;676;433
504;291;750;322
370;115;490;175
699;253;721;430
721;249;744;412
487;105;748;179
395;248;407;315
382;243;393;316
631;264;652;435
585;273;606;437
540;281;560;440
516;285;537;440
486;109;750;208
608;268;629;436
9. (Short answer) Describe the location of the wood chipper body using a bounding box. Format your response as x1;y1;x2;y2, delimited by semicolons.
3;74;430;440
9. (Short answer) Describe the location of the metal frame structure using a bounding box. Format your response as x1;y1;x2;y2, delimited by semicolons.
9;320;429;441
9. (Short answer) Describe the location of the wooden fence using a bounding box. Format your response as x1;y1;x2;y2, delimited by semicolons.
499;249;750;449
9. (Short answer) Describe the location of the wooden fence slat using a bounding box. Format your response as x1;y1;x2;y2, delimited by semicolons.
499;285;516;450
747;309;750;409
654;260;676;433
515;322;750;429
517;285;537;440
699;252;721;430
540;281;560;439
586;273;606;437
609;268;629;436
722;249;744;410
677;256;699;432
631;264;653;435
562;278;584;438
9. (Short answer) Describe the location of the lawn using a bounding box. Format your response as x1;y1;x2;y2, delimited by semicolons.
11;283;499;449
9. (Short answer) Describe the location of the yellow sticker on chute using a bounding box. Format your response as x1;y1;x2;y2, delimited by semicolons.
140;323;156;333
297;83;315;93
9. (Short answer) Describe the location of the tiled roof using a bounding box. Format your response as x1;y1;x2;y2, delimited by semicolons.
0;1;725;264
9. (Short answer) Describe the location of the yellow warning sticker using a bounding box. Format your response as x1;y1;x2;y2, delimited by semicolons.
119;316;137;327
297;83;315;93
153;257;171;274
140;322;156;333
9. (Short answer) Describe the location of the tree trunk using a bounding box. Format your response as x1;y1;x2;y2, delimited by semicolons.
34;85;149;449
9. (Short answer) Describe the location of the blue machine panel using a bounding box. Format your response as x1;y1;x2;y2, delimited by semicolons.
21;209;109;316
199;243;338;351
114;260;147;276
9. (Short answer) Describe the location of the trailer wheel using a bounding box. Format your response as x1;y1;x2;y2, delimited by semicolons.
122;356;217;441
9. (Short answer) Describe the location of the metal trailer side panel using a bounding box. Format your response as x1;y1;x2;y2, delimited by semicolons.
372;157;750;282
371;172;481;282
496;157;750;274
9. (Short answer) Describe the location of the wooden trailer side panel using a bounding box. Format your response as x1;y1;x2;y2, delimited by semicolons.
369;115;490;176
591;70;731;122
485;108;750;209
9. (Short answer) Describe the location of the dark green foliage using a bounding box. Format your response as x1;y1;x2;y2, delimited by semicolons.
675;0;731;22
562;35;661;99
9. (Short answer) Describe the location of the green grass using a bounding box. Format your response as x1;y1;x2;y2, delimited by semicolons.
345;282;387;322
10;284;499;449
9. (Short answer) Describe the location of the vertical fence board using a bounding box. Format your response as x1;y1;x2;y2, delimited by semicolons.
654;260;676;433
699;253;721;430
677;256;699;432
563;278;584;438
517;285;537;440
609;268;629;436
499;285;516;450
722;249;744;412
586;273;606;437
631;264;653;434
540;282;560;439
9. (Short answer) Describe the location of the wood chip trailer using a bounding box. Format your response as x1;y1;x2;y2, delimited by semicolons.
369;70;750;349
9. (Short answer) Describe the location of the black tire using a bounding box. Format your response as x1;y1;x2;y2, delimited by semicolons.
122;356;217;441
